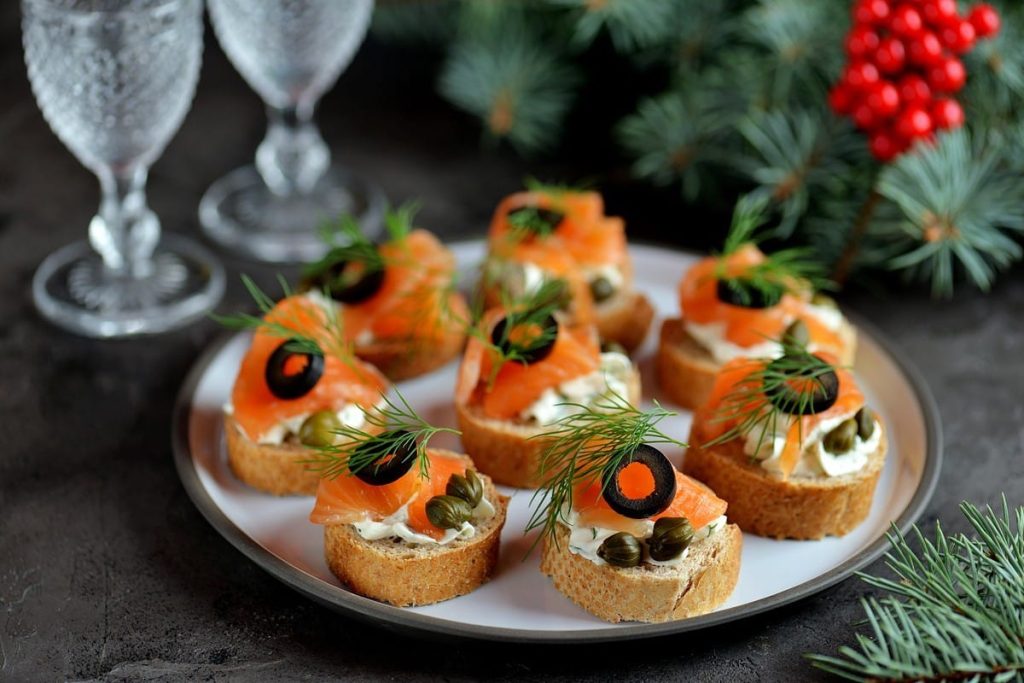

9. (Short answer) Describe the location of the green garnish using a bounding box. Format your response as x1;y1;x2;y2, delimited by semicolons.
525;394;686;551
302;390;460;481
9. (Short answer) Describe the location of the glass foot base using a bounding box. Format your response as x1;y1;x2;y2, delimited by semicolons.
33;235;225;338
199;164;384;263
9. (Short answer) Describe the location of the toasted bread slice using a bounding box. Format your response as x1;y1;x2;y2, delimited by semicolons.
540;522;742;623
323;459;509;607
456;368;642;489
594;288;655;352
683;423;887;539
224;413;322;496
657;317;858;411
354;327;466;382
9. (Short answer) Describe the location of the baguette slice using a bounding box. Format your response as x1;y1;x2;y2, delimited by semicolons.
594;287;655;352
323;456;509;607
683;423;887;540
656;316;858;411
456;367;642;489
354;326;465;382
224;413;322;496
540;522;742;623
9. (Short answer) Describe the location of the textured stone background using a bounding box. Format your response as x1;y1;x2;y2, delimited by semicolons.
1;5;1022;682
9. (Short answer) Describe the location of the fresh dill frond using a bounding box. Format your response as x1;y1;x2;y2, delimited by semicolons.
722;193;772;255
303;390;460;482
704;340;838;460
383;201;419;242
523;176;593;196
525;394;685;551
506;206;562;238
306;213;385;285
211;275;352;361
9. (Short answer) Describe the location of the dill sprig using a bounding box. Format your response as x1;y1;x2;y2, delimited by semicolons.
716;194;834;300
212;275;352;361
704;339;837;458
525;394;685;551
302;390;460;482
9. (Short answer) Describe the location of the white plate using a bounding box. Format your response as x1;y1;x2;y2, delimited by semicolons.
172;242;941;642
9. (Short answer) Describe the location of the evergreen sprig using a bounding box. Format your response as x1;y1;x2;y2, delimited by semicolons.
525;395;685;551
808;498;1024;682
549;0;676;52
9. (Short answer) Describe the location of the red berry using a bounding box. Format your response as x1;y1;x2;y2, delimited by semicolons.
845;62;881;90
940;20;976;53
907;31;944;66
866;81;901;117
870;130;902;162
874;38;907;73
920;0;959;27
931;97;965;129
928;56;967;92
846;26;881;59
969;3;1001;38
853;0;891;25
829;84;856;115
891;5;925;37
897;106;934;139
853;102;881;130
898;74;933;106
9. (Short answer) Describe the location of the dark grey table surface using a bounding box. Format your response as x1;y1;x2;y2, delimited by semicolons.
2;7;1023;682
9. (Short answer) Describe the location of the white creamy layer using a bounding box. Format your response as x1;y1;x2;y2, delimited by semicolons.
745;414;882;478
564;512;727;568
352;494;496;546
519;352;633;426
487;259;624;298
223;402;370;445
684;301;845;365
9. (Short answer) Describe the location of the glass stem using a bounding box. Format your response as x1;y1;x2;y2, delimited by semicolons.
89;166;159;278
255;102;330;196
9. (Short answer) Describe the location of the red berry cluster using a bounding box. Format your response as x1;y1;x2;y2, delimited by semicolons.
830;0;1001;162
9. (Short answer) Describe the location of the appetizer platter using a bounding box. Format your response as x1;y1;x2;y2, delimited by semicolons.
173;190;940;642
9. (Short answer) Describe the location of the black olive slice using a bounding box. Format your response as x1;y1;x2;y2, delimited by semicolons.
763;354;840;415
265;339;325;400
601;445;678;520
716;277;784;309
507;206;564;236
319;258;386;304
490;313;559;364
353;430;417;486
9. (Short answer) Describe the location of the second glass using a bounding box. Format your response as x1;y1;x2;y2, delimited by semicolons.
200;0;383;263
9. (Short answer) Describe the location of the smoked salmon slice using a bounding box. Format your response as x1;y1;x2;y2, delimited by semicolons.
454;311;601;420
310;451;471;540
573;470;728;537
230;296;389;441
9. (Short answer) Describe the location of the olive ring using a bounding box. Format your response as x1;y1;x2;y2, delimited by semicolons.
763;355;840;415
601;445;678;520
321;258;386;304
507;205;564;235
353;430;417;486
264;339;325;400
490;313;559;365
716;277;784;309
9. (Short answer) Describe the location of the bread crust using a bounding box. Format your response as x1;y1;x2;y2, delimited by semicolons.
323;456;509;607
354;325;466;382
224;413;321;496
683;422;888;539
455;368;642;489
656;316;858;411
595;288;655;352
539;523;742;623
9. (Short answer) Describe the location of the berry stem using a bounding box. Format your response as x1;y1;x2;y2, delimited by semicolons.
832;173;883;286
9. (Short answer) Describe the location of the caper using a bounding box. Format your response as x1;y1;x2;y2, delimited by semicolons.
600;341;627;355
823;418;858;454
855;406;875;440
811;292;838;308
425;495;473;530
446;470;483;508
647;517;694;562
597;532;642;568
781;319;810;348
590;276;615;303
298;410;342;447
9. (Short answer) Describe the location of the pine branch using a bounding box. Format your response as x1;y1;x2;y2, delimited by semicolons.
547;0;676;53
807;498;1024;682
872;129;1024;297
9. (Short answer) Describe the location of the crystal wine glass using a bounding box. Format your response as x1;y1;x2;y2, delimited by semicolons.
200;0;383;263
22;0;224;338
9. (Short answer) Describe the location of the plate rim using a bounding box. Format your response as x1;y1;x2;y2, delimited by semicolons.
171;242;943;644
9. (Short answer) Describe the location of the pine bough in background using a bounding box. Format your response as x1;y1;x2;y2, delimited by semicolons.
374;0;1024;297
